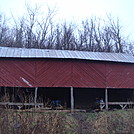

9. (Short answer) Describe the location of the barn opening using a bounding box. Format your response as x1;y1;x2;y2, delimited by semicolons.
108;88;134;109
74;88;105;109
38;87;70;109
0;87;71;109
0;87;134;110
37;87;105;110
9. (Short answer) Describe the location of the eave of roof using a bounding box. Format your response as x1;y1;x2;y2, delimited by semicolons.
0;46;134;64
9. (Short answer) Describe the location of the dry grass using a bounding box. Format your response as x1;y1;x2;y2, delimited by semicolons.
68;110;134;134
0;108;134;134
0;108;67;134
0;91;133;133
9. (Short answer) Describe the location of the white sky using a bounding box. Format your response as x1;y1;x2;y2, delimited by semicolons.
0;0;134;40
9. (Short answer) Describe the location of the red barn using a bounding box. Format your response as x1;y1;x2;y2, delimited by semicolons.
0;47;134;110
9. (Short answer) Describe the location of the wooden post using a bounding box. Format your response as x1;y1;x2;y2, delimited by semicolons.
34;87;38;108
105;88;108;110
70;87;74;112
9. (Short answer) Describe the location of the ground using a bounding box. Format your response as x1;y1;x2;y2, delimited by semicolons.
0;108;134;134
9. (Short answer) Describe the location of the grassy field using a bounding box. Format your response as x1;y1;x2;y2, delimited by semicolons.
0;108;134;134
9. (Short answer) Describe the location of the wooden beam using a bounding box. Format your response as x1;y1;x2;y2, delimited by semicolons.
105;88;108;110
0;102;43;106
100;102;134;110
34;87;38;108
70;87;74;111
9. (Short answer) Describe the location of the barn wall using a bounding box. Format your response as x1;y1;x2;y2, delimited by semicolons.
0;59;36;87
0;58;134;88
106;63;134;88
36;59;106;88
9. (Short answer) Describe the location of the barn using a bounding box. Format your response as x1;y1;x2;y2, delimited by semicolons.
0;47;134;110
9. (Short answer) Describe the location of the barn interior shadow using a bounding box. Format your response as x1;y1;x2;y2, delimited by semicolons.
0;87;133;110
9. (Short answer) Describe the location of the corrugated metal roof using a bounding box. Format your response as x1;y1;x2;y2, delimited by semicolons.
0;46;134;63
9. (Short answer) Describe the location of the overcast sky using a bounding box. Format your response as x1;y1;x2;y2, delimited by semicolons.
0;0;134;40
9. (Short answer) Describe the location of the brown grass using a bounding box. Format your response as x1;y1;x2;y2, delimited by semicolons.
0;108;67;134
0;107;134;134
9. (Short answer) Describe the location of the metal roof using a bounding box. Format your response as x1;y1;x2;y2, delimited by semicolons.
0;47;134;63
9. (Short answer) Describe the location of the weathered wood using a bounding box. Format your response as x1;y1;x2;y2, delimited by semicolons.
70;87;74;111
107;102;134;105
0;102;44;106
105;88;108;110
100;102;134;110
100;103;105;110
0;102;43;110
119;104;127;109
34;87;38;108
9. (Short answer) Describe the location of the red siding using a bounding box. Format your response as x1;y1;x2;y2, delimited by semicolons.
72;61;106;88
0;60;35;87
106;63;134;88
0;58;134;88
36;60;72;87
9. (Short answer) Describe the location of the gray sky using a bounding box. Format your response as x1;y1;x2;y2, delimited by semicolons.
0;0;134;40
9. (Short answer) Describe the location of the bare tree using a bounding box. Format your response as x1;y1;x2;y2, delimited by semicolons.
0;14;11;46
60;22;76;50
77;16;132;53
24;4;39;48
77;18;95;51
36;6;56;49
0;8;133;54
10;4;56;49
54;24;62;50
106;15;125;53
12;19;24;48
101;26;114;52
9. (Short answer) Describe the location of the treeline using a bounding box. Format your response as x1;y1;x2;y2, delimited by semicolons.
0;6;134;54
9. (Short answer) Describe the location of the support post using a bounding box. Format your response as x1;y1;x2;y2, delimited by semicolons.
70;87;74;112
34;87;38;108
105;88;108;110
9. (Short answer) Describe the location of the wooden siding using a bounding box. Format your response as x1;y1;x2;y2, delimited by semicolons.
0;58;134;88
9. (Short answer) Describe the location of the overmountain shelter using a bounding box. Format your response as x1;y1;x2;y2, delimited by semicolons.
0;47;134;110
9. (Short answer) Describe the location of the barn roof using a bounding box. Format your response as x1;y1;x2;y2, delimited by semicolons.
0;46;134;63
